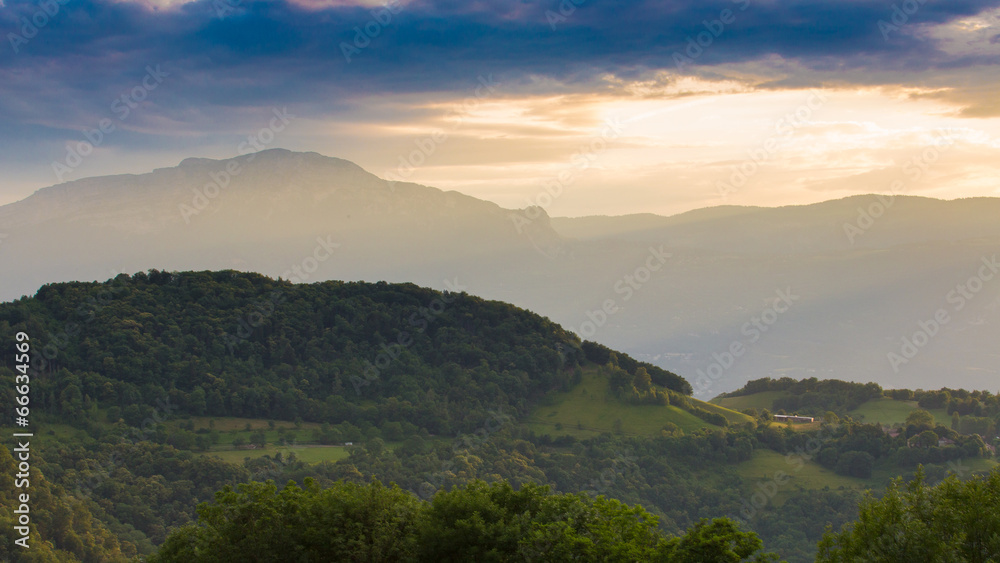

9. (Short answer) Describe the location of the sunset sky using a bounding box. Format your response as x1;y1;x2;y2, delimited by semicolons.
2;0;1000;216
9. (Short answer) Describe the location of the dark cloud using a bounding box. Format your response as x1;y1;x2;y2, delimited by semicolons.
1;0;999;169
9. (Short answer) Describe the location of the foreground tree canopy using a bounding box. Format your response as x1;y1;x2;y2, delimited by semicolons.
817;467;1000;562
151;479;778;563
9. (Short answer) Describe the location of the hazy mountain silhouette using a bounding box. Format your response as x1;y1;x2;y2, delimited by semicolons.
2;149;998;396
0;149;561;299
552;196;1000;254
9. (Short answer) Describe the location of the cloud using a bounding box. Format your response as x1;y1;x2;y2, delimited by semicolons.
2;0;1000;202
4;0;1000;104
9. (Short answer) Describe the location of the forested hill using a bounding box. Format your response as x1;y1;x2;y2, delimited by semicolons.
0;270;690;433
2;272;996;562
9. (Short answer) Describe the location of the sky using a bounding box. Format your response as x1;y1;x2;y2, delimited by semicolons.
2;0;1000;216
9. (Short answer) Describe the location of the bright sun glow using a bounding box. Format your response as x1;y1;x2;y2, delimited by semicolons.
308;82;1000;217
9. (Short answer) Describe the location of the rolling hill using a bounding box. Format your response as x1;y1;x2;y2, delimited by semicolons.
1;272;995;562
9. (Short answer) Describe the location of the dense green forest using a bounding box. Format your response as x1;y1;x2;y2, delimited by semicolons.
817;468;1000;562
150;479;778;562
0;272;996;561
144;467;1000;562
1;270;688;434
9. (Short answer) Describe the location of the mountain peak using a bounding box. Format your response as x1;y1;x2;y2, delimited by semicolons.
175;149;358;170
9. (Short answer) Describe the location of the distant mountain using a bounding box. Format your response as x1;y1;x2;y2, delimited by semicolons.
2;150;998;396
0;149;562;300
552;196;1000;253
550;196;1000;396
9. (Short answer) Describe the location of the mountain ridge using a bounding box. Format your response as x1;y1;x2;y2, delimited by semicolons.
3;150;999;397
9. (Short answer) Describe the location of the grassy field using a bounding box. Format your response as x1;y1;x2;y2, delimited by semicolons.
767;420;824;432
163;416;326;447
181;416;323;432
736;450;998;508
712;391;788;412
735;449;871;505
847;398;949;426
527;369;751;438
712;393;955;429
202;444;352;464
174;416;367;463
960;457;999;474
699;400;757;426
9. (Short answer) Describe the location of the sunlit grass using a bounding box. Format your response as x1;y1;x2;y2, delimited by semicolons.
848;398;949;427
526;367;750;438
712;391;788;412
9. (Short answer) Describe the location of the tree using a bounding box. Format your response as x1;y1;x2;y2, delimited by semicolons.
912;430;939;449
918;391;950;409
634;367;652;391
959;416;995;437
613;418;624;435
906;409;935;434
151;479;420;563
152;479;779;562
659;518;779;563
609;367;632;395
888;388;914;401
416;482;779;562
817;467;1000;562
190;386;207;415
249;430;267;448
59;383;84;421
834;451;874;478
